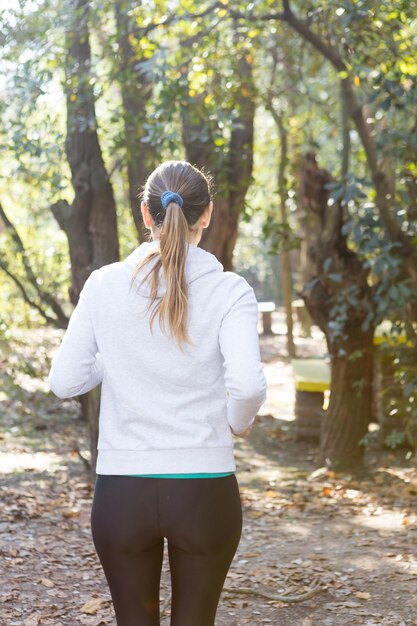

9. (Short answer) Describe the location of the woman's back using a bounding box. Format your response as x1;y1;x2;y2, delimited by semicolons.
48;238;267;474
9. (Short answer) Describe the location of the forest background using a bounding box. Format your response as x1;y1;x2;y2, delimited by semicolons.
1;0;416;472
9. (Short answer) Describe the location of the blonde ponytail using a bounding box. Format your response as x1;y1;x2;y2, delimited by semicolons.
131;161;213;352
158;199;192;351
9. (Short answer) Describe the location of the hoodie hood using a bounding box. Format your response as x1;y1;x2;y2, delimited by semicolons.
123;239;224;296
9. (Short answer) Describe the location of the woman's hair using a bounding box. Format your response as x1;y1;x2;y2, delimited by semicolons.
131;160;213;352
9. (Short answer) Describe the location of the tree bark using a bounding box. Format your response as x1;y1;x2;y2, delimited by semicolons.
320;325;374;470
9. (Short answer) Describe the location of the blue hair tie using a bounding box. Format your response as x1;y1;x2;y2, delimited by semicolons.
161;190;184;209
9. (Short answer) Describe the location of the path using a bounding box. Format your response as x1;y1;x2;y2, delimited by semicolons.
0;328;416;625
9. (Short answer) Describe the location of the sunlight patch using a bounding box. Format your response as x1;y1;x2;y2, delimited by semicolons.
0;451;67;473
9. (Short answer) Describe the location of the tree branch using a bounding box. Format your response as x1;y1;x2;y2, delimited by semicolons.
282;2;406;244
0;201;69;327
280;0;345;71
141;1;223;37
226;0;406;245
0;258;66;328
160;582;324;614
226;8;285;22
222;582;324;603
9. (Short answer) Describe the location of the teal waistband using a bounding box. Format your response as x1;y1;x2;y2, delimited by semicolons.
126;472;234;479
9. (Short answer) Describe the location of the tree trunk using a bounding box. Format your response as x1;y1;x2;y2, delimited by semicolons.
53;0;119;475
320;326;374;470
54;0;119;304
297;153;374;471
265;50;296;355
114;0;157;241
315;83;372;469
275;114;295;357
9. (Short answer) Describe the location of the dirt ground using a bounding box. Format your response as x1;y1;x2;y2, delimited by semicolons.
1;327;416;626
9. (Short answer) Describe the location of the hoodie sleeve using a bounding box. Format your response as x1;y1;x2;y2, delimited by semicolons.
48;271;103;399
219;281;267;436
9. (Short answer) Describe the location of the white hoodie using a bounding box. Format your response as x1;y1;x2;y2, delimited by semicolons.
48;240;267;474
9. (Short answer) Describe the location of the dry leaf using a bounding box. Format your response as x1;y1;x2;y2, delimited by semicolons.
62;508;81;519
23;613;42;626
81;597;104;615
80;617;107;626
248;510;263;518
354;591;371;600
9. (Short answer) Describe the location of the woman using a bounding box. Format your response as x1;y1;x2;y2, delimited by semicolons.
48;160;267;626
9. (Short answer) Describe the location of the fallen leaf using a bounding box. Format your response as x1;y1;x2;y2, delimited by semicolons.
23;613;42;626
81;597;104;615
62;508;81;519
354;591;371;600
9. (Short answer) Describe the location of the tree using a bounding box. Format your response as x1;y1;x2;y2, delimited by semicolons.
264;45;297;358
227;0;417;467
180;22;256;270
114;0;158;240
51;0;120;471
52;0;119;303
297;153;374;469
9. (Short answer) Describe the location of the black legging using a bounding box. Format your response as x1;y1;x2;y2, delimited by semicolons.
90;474;242;626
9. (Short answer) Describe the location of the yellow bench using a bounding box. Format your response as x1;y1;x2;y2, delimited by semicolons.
290;322;410;442
291;358;330;439
291;358;330;393
373;320;407;346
